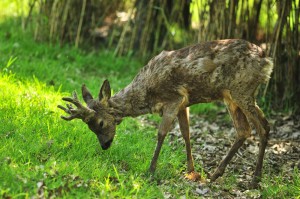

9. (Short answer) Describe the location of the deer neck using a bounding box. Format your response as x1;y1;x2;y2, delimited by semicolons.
108;83;151;118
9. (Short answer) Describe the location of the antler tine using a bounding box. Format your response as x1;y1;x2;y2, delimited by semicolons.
58;91;96;123
59;90;82;108
72;91;78;100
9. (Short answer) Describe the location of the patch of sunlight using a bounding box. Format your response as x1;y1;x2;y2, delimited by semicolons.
0;72;66;117
0;0;32;19
131;176;141;194
269;142;290;155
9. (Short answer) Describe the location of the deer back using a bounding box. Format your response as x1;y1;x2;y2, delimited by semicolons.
113;39;272;114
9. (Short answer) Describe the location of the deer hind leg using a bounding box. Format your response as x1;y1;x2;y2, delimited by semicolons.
232;97;270;188
250;105;270;187
210;93;251;181
177;108;201;181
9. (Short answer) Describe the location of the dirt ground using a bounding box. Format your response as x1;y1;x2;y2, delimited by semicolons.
165;109;300;198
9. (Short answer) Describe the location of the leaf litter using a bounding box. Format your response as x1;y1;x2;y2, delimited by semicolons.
142;109;300;198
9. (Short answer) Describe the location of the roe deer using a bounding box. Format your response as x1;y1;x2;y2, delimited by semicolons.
58;39;273;188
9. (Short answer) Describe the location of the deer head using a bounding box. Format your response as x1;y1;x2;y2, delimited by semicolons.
58;80;117;150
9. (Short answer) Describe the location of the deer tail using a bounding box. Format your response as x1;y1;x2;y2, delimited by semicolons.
260;57;274;83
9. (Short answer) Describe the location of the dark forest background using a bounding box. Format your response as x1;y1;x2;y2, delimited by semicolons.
19;0;300;113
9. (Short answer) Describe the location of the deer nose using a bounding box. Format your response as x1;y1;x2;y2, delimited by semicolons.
101;139;113;150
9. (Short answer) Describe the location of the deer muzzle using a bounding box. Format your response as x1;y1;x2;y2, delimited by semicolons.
98;137;113;150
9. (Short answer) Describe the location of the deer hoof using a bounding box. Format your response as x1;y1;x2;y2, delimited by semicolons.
249;178;261;189
210;167;226;181
185;171;201;182
210;172;221;182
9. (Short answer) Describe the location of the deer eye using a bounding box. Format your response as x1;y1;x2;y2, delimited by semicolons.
99;121;104;128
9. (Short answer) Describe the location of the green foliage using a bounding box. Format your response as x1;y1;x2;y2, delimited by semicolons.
190;103;220;117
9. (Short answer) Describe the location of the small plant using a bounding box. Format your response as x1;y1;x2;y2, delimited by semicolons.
261;168;300;198
2;56;17;73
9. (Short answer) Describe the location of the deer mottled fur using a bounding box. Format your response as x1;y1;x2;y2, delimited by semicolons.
58;39;273;188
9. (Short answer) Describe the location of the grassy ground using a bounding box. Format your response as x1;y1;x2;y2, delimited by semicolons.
1;18;299;198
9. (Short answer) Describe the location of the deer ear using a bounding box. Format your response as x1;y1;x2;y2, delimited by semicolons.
82;84;94;104
99;80;111;101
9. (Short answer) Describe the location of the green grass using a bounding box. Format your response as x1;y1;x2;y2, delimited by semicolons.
261;168;300;199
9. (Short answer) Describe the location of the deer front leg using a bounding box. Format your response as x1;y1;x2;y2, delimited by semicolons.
178;108;200;181
149;105;178;173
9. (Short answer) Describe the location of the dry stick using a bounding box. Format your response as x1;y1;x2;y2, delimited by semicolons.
75;0;87;48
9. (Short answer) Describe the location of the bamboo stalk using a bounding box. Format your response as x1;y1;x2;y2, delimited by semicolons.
114;8;134;56
49;0;59;42
60;0;71;45
75;0;87;48
34;0;43;41
272;0;287;58
24;0;37;30
196;0;202;42
128;8;138;52
154;5;173;50
141;0;154;57
153;11;163;53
